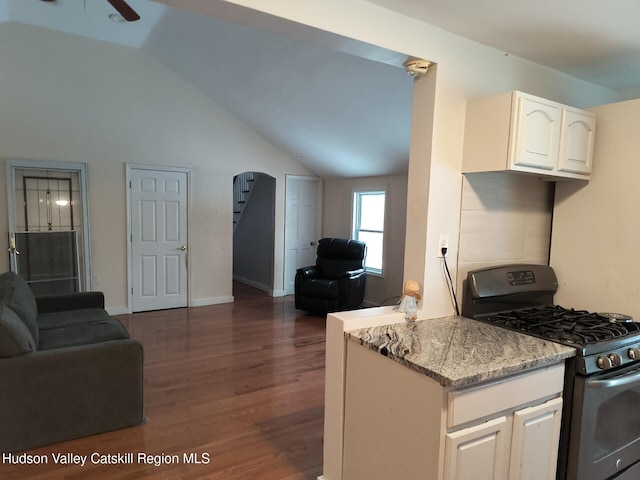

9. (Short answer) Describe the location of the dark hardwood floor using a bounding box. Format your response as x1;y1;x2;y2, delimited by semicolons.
2;284;326;480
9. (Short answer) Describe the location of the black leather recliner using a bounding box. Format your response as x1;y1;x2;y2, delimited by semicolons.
295;238;367;314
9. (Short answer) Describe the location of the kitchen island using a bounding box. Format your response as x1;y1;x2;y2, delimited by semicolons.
320;308;576;480
347;314;575;388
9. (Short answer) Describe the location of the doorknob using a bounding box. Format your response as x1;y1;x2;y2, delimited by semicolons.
178;245;187;251
310;241;316;246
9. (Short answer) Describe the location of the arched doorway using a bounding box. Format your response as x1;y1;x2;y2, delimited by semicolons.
232;172;276;294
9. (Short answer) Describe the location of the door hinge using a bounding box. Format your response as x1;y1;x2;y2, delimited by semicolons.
131;287;133;295
129;180;132;188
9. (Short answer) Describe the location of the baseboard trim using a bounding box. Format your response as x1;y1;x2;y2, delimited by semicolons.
233;275;271;294
111;296;235;314
191;295;234;307
271;289;286;297
106;306;130;316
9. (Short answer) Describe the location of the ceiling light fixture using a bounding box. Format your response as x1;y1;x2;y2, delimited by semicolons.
403;57;432;77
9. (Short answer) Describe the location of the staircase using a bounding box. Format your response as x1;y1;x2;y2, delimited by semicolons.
233;172;255;231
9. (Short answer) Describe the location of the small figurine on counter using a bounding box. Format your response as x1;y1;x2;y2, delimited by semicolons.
395;280;421;321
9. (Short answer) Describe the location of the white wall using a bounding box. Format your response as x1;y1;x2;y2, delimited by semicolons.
0;23;314;312
551;98;640;318
322;174;408;306
173;0;618;318
2;0;623;315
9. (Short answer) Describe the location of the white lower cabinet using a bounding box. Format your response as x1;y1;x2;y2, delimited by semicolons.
444;416;509;480
508;398;563;480
342;342;566;480
445;397;563;480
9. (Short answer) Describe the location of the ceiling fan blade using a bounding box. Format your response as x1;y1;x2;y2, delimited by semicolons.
106;0;141;22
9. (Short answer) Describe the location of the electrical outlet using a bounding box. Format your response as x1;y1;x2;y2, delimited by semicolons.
437;235;449;258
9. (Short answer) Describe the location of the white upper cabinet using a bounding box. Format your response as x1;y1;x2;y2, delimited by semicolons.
462;91;596;180
512;96;561;171
558;108;596;175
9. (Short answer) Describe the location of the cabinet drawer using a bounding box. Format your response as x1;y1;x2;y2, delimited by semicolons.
447;364;564;429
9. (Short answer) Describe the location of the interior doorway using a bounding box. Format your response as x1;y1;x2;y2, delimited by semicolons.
284;175;322;296
232;172;276;295
6;159;92;295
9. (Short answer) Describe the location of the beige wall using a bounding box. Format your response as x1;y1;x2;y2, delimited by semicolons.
195;0;617;318
551;98;640;318
322;174;408;306
0;23;314;313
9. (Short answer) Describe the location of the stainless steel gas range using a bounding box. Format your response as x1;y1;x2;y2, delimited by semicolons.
462;264;640;480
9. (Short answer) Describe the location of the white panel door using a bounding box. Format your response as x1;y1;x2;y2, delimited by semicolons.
284;176;321;295
131;169;188;312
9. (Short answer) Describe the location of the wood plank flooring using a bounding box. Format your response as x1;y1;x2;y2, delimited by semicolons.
1;285;326;480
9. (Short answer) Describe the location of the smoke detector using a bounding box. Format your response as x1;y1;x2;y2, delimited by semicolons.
403;57;432;77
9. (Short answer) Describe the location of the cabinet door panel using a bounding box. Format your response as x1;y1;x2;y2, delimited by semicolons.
445;416;509;480
512;97;561;171
509;397;563;480
558;110;595;175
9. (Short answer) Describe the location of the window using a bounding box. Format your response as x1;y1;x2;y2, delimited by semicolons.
353;190;386;275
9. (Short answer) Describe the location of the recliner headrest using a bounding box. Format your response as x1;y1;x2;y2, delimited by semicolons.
316;238;366;261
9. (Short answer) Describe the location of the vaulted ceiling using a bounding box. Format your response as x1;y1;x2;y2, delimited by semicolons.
3;0;639;178
1;0;414;178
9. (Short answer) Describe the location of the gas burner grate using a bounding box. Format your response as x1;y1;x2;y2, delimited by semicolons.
484;306;640;346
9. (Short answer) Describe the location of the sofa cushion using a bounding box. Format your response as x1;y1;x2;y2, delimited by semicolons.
38;318;130;351
0;303;37;357
37;308;113;330
0;272;39;346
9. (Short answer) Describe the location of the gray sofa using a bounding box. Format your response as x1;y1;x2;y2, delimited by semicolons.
0;271;144;453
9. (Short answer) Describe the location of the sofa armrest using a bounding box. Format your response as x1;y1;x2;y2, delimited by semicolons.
340;268;366;279
296;265;320;279
0;339;144;453
35;291;105;313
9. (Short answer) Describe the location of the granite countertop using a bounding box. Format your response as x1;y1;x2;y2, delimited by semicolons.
346;315;576;388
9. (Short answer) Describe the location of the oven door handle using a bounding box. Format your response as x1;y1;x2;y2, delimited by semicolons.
588;368;640;389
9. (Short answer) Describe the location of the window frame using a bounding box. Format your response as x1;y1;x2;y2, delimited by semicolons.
352;189;386;276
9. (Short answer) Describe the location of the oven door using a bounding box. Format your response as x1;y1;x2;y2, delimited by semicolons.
567;362;640;480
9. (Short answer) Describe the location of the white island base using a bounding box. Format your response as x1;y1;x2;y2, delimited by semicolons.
319;308;573;480
319;306;408;480
342;343;564;480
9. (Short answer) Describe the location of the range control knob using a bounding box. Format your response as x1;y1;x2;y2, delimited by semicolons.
629;348;640;360
597;356;614;370
609;353;623;367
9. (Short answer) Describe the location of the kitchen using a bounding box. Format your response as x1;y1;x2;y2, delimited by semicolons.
2;1;638;478
92;3;640;479
320;91;640;480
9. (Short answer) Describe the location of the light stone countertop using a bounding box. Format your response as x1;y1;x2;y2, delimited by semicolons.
345;315;576;388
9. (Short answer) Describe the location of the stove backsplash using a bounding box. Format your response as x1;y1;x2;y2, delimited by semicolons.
458;172;554;296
